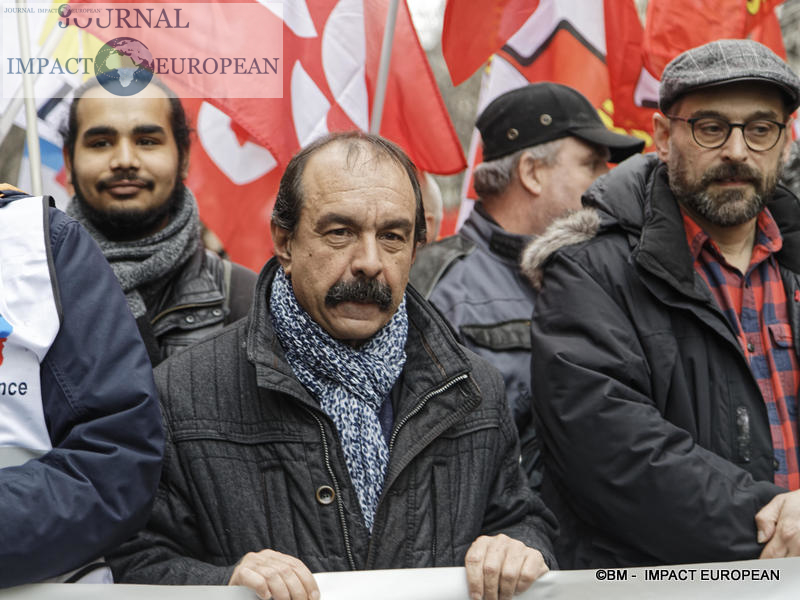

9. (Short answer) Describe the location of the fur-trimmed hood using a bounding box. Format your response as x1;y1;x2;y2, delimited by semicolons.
521;153;661;290
520;209;601;290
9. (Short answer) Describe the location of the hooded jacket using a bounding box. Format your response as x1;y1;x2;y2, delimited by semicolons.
0;192;163;586
109;259;557;583
519;153;800;568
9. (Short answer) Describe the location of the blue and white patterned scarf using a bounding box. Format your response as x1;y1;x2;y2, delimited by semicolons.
269;268;407;532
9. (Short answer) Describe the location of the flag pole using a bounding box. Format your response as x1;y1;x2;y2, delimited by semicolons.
369;0;400;134
15;0;43;195
0;23;66;149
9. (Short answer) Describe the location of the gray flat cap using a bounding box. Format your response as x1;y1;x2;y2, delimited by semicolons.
659;39;800;112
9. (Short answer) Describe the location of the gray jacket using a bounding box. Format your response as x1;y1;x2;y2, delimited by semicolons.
410;205;540;488
109;259;557;583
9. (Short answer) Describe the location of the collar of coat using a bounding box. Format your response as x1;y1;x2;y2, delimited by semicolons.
246;258;474;411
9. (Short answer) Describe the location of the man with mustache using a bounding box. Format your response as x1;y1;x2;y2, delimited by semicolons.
110;132;557;600
61;78;256;365
520;39;800;568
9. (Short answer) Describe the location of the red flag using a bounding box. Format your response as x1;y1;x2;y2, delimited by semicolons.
442;0;539;85
751;9;788;60
206;1;465;175
643;0;786;77
603;0;657;132
68;0;465;269
181;98;283;270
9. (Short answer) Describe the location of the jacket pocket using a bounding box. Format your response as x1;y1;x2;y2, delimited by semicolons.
262;462;299;557
173;428;307;560
459;320;531;351
767;323;796;396
426;419;501;562
768;323;793;349
431;460;454;566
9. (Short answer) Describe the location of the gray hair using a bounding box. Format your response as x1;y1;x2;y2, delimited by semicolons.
473;139;564;199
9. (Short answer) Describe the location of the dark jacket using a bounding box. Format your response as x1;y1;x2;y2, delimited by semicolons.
410;205;541;489
144;246;257;364
520;153;799;569
0;196;163;586
109;259;557;583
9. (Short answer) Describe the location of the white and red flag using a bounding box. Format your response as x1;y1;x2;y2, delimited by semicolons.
444;0;653;224
61;0;466;269
441;0;539;86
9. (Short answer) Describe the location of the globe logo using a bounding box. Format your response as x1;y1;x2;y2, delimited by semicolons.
58;4;71;17
94;37;155;96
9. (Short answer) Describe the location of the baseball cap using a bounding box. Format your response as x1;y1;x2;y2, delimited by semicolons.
659;39;800;113
476;82;645;164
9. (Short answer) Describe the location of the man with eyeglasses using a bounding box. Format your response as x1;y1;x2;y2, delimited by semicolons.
518;39;800;568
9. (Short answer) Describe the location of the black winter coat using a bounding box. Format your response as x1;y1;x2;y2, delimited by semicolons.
520;154;800;569
143;246;257;365
110;259;557;583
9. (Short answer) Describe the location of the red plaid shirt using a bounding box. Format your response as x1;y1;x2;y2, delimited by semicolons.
682;208;800;490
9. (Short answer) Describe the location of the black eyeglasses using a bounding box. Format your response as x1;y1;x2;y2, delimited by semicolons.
666;115;786;152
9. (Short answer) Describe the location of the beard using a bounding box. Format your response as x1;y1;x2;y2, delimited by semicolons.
72;167;186;241
668;150;782;227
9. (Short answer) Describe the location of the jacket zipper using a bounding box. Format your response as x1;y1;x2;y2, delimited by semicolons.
365;373;469;569
388;373;469;454
305;408;356;570
303;373;469;571
735;406;751;463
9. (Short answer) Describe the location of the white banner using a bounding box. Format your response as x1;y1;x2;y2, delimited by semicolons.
2;558;799;600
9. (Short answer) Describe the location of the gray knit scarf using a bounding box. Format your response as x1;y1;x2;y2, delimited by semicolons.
269;268;407;532
67;188;200;318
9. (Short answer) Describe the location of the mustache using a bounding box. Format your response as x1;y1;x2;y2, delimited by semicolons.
325;278;393;310
700;163;760;187
96;170;155;192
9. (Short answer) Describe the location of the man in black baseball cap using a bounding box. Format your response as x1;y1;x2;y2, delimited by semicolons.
477;82;645;164
521;38;800;568
410;82;643;492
